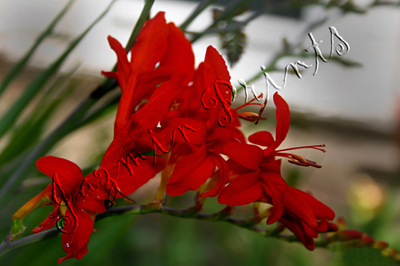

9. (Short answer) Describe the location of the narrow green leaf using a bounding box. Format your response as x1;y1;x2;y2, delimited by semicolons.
180;0;218;31
190;0;256;43
92;0;155;98
0;0;75;97
0;0;117;202
0;0;117;139
0;64;80;167
220;28;247;67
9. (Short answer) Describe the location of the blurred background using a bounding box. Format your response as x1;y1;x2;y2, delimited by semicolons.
0;0;399;265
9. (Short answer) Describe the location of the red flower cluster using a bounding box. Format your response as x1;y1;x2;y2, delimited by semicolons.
10;12;335;263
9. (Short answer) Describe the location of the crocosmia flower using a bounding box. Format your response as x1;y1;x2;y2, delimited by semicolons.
8;10;341;264
218;92;334;249
10;156;104;263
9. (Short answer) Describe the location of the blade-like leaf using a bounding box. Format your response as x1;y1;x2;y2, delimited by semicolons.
0;0;117;139
0;0;75;97
0;64;80;167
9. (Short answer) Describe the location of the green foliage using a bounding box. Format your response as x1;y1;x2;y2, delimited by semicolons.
213;7;247;67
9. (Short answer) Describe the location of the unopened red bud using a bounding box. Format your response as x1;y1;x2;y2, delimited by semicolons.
382;248;398;258
337;230;363;241
373;241;389;249
337;217;346;228
327;222;339;232
359;234;375;246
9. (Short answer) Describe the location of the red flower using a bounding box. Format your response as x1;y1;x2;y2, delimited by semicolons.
31;156;104;264
97;12;197;200
218;92;334;250
102;12;195;138
248;92;325;168
160;46;240;197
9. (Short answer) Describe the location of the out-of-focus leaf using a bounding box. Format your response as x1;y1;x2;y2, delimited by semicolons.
81;90;120;127
0;64;80;168
180;0;218;31
221;29;247;67
340;246;395;266
190;0;256;43
0;0;75;97
212;7;247;67
0;0;116;139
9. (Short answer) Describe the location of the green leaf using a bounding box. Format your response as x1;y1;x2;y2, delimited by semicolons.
221;28;247;67
0;1;117;203
212;6;248;67
0;0;116;139
0;0;75;97
0;64;80;167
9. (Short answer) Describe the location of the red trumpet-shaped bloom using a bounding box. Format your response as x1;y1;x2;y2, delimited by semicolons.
97;12;197;199
218;92;334;250
248;92;325;168
32;156;105;264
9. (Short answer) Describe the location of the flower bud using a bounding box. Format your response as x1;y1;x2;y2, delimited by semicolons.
337;217;347;229
373;241;389;249
358;234;374;247
327;222;339;232
337;230;363;241
382;248;398;258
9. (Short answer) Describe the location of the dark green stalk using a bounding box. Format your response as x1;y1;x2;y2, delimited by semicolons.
1;203;394;261
92;0;155;97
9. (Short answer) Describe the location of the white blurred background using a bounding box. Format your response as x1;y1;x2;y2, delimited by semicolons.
0;0;399;130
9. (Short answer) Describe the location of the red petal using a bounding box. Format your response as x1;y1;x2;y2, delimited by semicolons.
58;207;93;263
226;159;253;177
163;118;207;146
200;153;229;198
282;188;318;230
166;145;210;196
131;73;186;130
167;153;215;196
129;12;168;73
222;142;263;170
280;215;315;251
248;131;275;147
262;182;285;224
293;189;335;221
158;22;195;83
36;156;83;195
102;35;130;90
75;194;106;214
112;12;169;136
58;241;89;264
273;92;290;147
109;156;165;197
204;46;231;86
32;205;60;233
218;169;262;205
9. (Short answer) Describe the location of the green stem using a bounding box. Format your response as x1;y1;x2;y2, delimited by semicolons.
180;0;218;31
0;228;60;258
0;203;396;262
190;0;257;43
